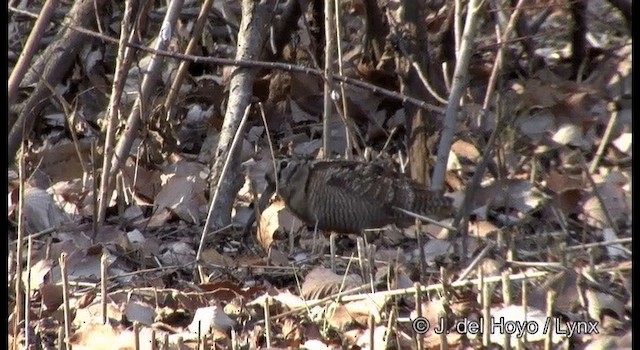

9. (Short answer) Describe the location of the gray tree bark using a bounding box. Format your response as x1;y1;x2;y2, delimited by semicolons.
205;0;276;229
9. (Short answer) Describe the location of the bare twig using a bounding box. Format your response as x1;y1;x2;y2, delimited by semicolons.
589;103;618;173
369;314;376;349
454;0;463;56
264;297;272;347
59;253;71;350
481;269;491;346
98;0;135;223
414;282;424;350
91;141;99;239
431;0;483;190
392;207;457;231
24;237;33;348
322;0;336;157
334;0;353;159
105;0;185;217
450;0;528;251
563;237;632;252
163;0;216;119
12;147;26;349
411;60;448;104
455;242;496;282
36;78;90;176
101;253;108;324
545;290;557;350
10;226;58;247
196;105;252;279
8;6;445;115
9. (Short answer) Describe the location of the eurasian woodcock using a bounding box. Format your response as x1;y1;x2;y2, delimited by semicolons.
262;158;454;233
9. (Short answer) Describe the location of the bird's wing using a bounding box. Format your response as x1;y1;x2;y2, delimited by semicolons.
316;160;402;205
318;160;453;216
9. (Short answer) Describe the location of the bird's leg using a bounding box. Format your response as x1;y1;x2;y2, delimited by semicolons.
245;183;276;232
311;219;319;255
415;218;425;280
330;233;337;272
242;183;276;250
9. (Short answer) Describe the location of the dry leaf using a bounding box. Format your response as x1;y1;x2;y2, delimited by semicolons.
348;295;389;323
188;305;236;334
421;239;451;264
68;323;136;350
546;169;583;193
40;284;64;312
301;267;363;300
293;139;322;157
73;303;124;328
159;242;195;266
23;187;70;235
601;228;628;258
451;140;481;162
476;179;547;214
325;303;356;330
355;326;389;350
120;159;163;206
374;264;414;289
24;259;54;292
551;188;583;214
124;300;156;326
585;289;626;321
612;132;632;155
516;109;556;140
552;123;589;148
249;290;307;310
584;330;632;350
467;220;499;237
582;181;629;228
200;249;237;268
290;97;319;123
302;339;336;350
154;174;207;224
29;140;93;183
268;247;290;266
258;200;300;251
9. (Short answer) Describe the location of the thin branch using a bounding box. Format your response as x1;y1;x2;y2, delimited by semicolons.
196;105;252;277
431;0;484;190
163;0;216;119
334;0;354;159
450;0;527;254
97;0;135;223
589;104;618;173
105;0;186;213
8;5;445;115
322;0;336;157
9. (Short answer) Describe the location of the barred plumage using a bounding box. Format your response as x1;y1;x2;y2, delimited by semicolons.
265;159;454;233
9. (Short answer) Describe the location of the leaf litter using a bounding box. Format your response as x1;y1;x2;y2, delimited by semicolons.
8;0;631;348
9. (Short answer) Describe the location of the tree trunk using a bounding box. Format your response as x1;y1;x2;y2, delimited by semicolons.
204;0;276;229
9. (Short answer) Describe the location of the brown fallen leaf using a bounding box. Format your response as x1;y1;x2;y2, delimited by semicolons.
300;267;363;300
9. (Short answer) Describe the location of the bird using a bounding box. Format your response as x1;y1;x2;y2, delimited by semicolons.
261;158;454;233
